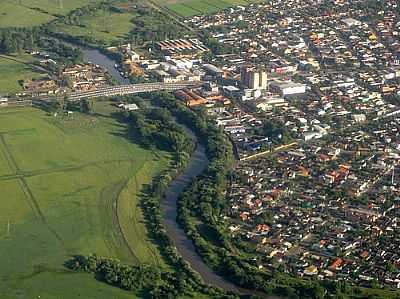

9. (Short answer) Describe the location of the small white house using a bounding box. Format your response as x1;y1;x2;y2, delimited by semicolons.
119;103;139;111
0;98;8;106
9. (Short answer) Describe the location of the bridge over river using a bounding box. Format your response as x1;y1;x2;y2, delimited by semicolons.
33;81;203;103
67;81;203;101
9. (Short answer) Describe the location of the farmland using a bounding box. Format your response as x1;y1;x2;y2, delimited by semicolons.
155;0;261;17
53;2;187;47
0;54;46;94
0;0;262;28
54;10;135;45
0;103;171;298
0;0;103;27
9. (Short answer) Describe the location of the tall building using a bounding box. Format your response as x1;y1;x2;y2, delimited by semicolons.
241;66;268;90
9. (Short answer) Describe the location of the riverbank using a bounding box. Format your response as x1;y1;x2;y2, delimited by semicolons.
80;50;248;294
160;125;241;292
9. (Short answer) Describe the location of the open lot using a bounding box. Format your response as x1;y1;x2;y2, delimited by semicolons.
0;0;103;27
0;103;170;298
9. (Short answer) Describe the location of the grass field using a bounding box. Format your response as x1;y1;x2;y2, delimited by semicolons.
0;103;171;298
157;0;260;17
0;0;103;27
54;10;134;44
0;54;46;95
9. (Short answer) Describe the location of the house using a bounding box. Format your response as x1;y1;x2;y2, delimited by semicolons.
342;18;361;27
0;97;8;105
304;265;318;275
119;103;139;111
127;50;140;62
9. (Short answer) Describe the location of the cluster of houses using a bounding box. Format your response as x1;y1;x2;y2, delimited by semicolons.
165;0;400;159
227;117;400;287
61;64;109;91
171;0;400;288
20;63;109;97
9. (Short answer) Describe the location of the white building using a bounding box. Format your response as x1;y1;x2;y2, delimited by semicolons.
352;114;367;123
127;50;140;62
269;80;307;96
0;97;8;106
342;18;361;27
120;103;139;111
242;88;262;101
303;131;323;141
170;58;193;69
256;97;287;111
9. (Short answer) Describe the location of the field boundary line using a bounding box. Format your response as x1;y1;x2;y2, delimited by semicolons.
133;170;162;267
115;161;163;267
181;3;203;15
203;0;225;10
0;134;18;173
113;178;141;264
146;0;195;32
0;173;23;181
0;54;49;75
18;177;68;251
0;109;32;116
0;128;37;135
0;158;138;182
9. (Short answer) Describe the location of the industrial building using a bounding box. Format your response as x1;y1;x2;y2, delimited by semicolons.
155;39;208;58
269;80;307;96
203;64;224;77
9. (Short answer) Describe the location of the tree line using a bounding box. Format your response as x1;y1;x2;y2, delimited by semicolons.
66;94;239;299
128;107;194;154
0;27;42;54
66;254;197;299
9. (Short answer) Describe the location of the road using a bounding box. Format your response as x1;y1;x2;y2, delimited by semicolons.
37;81;203;102
68;81;203;100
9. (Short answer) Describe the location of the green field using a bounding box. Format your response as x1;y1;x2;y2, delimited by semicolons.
0;103;171;298
0;55;46;95
54;10;134;44
157;0;259;17
0;0;103;27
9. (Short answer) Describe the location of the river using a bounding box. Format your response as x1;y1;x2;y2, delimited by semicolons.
82;49;271;298
160;127;241;292
82;49;130;85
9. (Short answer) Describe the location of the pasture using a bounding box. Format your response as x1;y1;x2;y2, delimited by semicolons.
0;0;103;27
54;10;134;44
0;103;170;298
157;0;261;17
0;55;46;95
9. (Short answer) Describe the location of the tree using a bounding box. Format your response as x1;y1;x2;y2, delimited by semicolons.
80;99;90;113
